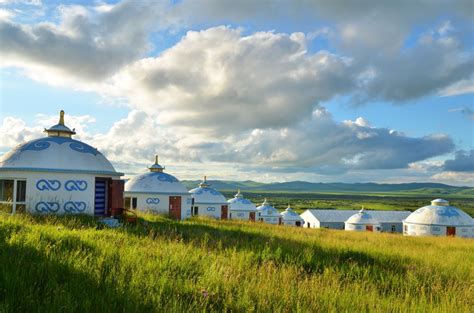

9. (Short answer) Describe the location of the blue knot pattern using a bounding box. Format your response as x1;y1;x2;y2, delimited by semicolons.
65;180;88;191
36;179;61;191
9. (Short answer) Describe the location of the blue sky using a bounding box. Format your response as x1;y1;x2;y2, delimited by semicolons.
0;0;473;185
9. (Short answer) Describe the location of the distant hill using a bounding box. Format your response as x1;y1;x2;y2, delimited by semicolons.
182;180;473;196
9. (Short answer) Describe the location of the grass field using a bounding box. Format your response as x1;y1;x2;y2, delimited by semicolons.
1;213;473;312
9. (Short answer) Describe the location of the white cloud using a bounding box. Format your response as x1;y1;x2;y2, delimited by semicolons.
431;171;474;185
0;109;456;179
0;8;14;20
109;27;355;134
440;78;474;97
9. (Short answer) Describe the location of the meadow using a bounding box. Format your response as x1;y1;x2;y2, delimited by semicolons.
1;213;473;312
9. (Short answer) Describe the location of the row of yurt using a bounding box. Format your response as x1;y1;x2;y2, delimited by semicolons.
1;111;471;236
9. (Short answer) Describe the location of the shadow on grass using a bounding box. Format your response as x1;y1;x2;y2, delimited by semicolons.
124;218;416;284
0;222;158;312
11;214;457;304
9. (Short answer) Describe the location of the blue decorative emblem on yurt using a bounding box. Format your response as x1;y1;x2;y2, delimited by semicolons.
65;180;88;191
36;179;61;191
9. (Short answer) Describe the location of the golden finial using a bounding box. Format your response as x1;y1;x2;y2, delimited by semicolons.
59;110;65;126
204;175;207;181
155;155;159;164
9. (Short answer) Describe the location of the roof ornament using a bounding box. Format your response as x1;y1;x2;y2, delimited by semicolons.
45;110;76;138
199;175;210;188
59;110;65;126
149;154;165;172
235;189;243;198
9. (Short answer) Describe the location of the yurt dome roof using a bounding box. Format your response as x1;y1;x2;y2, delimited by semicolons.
0;111;121;176
256;199;280;217
228;189;256;211
125;156;188;194
345;208;380;225
280;205;303;221
189;176;227;204
404;199;474;227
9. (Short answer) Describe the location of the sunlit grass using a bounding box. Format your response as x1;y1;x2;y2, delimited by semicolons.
1;213;473;312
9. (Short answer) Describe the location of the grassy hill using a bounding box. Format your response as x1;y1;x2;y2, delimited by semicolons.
1;214;473;312
182;180;474;197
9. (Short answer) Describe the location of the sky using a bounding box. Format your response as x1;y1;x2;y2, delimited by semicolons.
0;0;473;186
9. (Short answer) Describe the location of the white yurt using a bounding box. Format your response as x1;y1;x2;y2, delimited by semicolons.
344;208;381;232
0;110;123;216
189;176;229;219
280;204;304;226
228;189;257;221
403;199;474;238
256;199;282;225
124;156;192;220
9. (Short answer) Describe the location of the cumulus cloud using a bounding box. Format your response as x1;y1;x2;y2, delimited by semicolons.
111;27;355;134
200;109;455;172
0;109;456;176
0;0;472;184
0;113;96;152
1;0;472;105
0;0;174;81
443;150;474;172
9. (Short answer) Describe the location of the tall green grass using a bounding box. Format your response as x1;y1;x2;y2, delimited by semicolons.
1;213;473;312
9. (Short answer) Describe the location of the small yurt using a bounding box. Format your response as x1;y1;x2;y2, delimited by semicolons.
280;205;304;226
228;189;257;221
124;156;192;220
189;176;229;219
403;199;474;238
256;199;282;225
0;110;124;216
344;208;381;232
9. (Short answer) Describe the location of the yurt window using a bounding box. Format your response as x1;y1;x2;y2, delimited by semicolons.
0;179;26;214
15;180;26;213
433;227;440;232
124;197;138;210
0;179;13;213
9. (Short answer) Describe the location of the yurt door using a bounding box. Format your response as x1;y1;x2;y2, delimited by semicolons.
94;178;108;216
169;196;181;220
249;212;256;221
447;227;456;236
366;225;373;232
221;205;228;220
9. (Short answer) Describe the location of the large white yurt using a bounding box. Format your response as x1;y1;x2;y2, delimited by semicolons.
189;176;229;219
280;205;304;227
256;199;282;225
0;110;124;216
344;208;381;232
124;156;192;220
228;189;257;221
403;199;474;238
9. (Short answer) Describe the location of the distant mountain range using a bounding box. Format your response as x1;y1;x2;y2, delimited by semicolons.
182;180;474;196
